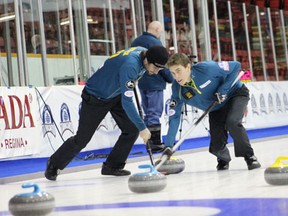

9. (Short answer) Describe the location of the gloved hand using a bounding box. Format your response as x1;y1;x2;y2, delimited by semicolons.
215;93;227;104
139;128;151;144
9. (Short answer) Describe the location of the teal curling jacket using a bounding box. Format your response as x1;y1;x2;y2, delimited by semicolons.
165;60;242;147
85;46;147;131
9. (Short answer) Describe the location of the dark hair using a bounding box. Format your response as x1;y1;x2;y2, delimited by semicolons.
140;51;146;60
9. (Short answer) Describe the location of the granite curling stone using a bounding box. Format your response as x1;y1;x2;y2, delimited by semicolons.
128;164;167;193
9;183;55;216
264;156;288;185
155;156;185;175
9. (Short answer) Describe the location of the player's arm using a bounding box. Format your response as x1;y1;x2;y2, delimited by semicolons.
216;61;241;95
164;84;183;147
159;68;174;83
118;57;147;132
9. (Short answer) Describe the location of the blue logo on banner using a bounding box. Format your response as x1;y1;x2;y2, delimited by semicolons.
60;103;74;135
268;93;274;113
284;93;288;112
42;105;56;137
276;93;282;113
251;94;259;115
260;94;267;115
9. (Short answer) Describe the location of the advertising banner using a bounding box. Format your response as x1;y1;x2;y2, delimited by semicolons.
0;87;41;159
1;81;288;160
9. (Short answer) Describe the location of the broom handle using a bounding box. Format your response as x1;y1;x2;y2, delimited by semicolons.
134;87;155;166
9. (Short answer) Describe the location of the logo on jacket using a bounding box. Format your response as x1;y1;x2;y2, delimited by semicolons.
218;61;230;71
126;80;135;89
183;89;195;99
169;99;177;108
199;80;211;89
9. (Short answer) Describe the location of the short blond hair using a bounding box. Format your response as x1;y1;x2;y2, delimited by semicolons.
166;53;190;68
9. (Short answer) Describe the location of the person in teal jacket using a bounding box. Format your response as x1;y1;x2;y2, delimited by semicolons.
45;46;169;180
164;53;261;170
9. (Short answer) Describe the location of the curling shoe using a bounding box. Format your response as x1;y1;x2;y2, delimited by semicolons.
101;163;131;176
45;159;59;181
148;143;166;153
245;155;261;170
216;158;229;171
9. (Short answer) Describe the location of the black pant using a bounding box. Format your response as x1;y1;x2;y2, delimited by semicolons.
208;85;254;162
50;88;139;170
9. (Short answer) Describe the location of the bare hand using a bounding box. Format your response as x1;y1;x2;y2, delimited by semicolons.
139;128;151;144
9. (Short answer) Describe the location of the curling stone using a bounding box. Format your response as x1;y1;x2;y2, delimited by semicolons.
264;156;288;185
128;164;167;193
155;156;185;175
9;183;55;216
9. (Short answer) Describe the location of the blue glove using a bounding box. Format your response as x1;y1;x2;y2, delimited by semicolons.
215;93;227;104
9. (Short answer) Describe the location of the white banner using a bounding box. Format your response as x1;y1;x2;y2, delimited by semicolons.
0;87;41;159
1;81;288;160
36;85;124;157
246;81;288;128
